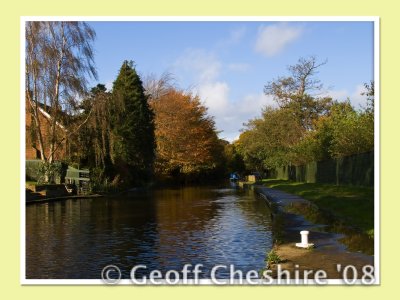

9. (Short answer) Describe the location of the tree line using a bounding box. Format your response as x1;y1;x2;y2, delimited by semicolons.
25;21;373;188
25;21;233;188
236;56;374;173
73;64;230;189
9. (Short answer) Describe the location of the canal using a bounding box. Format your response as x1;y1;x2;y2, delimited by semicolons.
26;185;273;279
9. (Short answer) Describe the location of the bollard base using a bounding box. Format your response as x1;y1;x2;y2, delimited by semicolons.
295;243;314;249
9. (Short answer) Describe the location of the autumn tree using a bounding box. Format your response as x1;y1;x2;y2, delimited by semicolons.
150;89;222;181
111;61;156;184
25;21;97;168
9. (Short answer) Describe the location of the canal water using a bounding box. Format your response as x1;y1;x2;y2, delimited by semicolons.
26;185;273;279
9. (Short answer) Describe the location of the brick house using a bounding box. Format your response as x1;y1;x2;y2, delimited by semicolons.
25;100;67;161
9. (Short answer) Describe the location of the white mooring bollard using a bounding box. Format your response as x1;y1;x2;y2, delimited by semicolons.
295;230;314;248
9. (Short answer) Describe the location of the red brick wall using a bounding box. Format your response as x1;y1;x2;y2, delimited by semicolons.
26;102;67;161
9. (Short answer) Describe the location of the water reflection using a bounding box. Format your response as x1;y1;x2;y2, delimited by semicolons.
26;186;272;279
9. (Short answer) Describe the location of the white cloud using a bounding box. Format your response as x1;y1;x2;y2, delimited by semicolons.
174;48;221;83
195;85;274;142
221;93;275;142
255;23;303;57
238;93;275;115
175;49;229;118
350;84;368;109
323;89;348;101
324;84;368;109
174;48;272;142
214;93;275;142
197;82;230;117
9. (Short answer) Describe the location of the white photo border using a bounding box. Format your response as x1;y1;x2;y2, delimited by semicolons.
20;15;380;285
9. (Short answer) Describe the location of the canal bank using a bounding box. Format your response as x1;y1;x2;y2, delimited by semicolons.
254;185;374;279
25;193;103;204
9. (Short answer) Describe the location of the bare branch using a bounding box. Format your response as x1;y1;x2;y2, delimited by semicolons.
25;21;98;166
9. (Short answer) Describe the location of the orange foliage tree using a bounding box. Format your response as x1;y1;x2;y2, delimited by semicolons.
150;89;223;180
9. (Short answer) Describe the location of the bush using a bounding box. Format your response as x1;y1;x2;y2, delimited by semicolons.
37;161;66;184
26;159;42;181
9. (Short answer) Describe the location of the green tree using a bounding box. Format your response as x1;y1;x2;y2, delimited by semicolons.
236;129;266;171
324;101;374;158
264;56;332;130
222;142;246;175
237;106;304;169
238;58;374;172
73;84;114;184
237;56;333;169
264;56;326;103
111;61;156;184
362;80;375;114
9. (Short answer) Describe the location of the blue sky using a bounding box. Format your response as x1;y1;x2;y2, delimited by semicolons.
89;21;374;142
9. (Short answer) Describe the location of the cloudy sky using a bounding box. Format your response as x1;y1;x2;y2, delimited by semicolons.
89;21;374;142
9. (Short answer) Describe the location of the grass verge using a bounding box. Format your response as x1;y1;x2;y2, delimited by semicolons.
262;179;374;236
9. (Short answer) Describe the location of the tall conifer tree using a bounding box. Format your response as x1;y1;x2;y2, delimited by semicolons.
111;60;155;183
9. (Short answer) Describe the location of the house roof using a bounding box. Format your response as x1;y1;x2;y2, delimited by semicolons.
28;100;67;132
37;106;66;131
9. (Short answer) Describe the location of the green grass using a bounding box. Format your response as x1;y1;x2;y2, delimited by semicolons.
262;179;374;235
266;249;282;265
